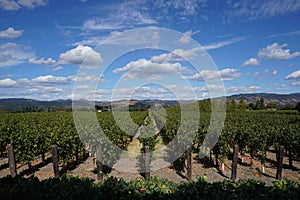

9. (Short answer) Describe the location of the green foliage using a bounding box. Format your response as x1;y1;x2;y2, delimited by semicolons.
0;175;299;200
152;106;300;170
0;111;148;165
295;102;300;112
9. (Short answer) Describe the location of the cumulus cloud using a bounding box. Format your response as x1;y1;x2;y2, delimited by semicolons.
258;43;300;60
31;75;75;85
185;68;241;82
0;0;47;11
29;57;56;65
113;58;190;79
285;69;300;80
59;45;102;67
0;75;77;99
0;78;17;87
242;57;259;66
285;70;300;86
0;27;23;39
0;42;35;67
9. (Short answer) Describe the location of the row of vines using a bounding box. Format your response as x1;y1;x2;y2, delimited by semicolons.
151;104;300;171
0;111;147;168
0;105;299;175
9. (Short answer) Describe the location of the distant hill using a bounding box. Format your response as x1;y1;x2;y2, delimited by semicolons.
0;98;73;111
0;93;299;111
225;93;300;106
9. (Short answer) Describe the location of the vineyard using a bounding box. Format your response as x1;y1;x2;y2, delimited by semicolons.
0;105;300;198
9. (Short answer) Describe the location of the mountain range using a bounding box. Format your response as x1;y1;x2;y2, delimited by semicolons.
0;93;299;111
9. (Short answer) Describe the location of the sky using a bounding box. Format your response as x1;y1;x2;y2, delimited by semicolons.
0;0;300;101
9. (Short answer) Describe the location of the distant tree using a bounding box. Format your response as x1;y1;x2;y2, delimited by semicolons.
248;102;255;110
230;99;238;111
280;104;295;110
255;98;265;110
199;99;211;112
238;99;247;110
296;102;300;112
266;102;277;109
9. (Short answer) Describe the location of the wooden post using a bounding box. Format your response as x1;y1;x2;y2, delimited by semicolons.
288;150;293;168
215;153;219;168
231;144;239;180
144;146;150;178
96;148;103;182
186;146;192;181
75;148;79;164
51;145;60;178
7;144;17;177
276;145;284;180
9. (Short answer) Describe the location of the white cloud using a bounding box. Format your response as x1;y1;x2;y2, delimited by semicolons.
74;74;103;83
82;19;124;31
0;78;17;87
203;36;248;50
113;58;189;79
151;48;199;63
0;42;35;67
268;30;300;38
59;45;102;67
29;57;56;65
258;43;300;60
28;86;64;93
226;0;300;22
185;68;241;82
285;69;300;80
82;6;156;31
31;75;75;85
50;66;63;71
226;85;260;93
242;57;259;66
0;27;23;39
146;75;164;82
272;70;277;76
0;0;47;10
291;81;300;86
178;30;199;44
0;75;78;100
152;0;207;17
151;36;247;64
285;70;300;86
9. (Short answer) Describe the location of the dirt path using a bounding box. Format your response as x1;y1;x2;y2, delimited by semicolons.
109;114;148;175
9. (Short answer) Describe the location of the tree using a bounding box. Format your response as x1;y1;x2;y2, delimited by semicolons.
248;102;255;110
295;102;300;112
229;99;238;111
255;98;265;110
266;102;277;109
238;99;247;110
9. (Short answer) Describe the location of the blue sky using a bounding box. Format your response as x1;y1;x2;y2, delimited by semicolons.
0;0;300;101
